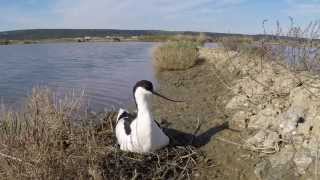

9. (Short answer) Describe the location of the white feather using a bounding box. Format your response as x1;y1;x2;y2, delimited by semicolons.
115;87;169;153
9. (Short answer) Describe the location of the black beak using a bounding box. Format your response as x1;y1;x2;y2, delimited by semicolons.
152;91;184;102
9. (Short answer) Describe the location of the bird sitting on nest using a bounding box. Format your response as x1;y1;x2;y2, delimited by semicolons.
115;80;183;153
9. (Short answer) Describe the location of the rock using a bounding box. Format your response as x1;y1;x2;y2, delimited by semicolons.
246;130;267;145
279;106;305;136
255;157;298;180
269;145;294;168
291;135;304;145
246;129;280;153
254;160;270;180
303;136;320;157
263;131;280;148
258;146;298;180
249;107;278;129
293;150;313;175
226;95;249;109
229;111;250;129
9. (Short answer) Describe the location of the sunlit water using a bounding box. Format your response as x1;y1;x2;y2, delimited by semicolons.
0;42;158;111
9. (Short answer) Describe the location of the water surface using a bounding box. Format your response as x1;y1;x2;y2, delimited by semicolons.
0;42;157;111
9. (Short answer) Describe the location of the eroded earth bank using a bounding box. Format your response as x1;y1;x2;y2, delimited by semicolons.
153;48;320;180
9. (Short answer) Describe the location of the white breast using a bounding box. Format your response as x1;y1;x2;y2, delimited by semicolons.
115;109;169;153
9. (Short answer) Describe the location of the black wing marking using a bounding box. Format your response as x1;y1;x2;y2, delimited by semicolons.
118;111;137;135
154;120;162;129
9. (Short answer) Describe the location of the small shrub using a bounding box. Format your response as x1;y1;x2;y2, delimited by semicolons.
0;39;10;45
153;41;200;71
197;32;208;45
220;37;253;52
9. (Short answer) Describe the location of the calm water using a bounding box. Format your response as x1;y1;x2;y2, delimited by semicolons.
0;42;157;111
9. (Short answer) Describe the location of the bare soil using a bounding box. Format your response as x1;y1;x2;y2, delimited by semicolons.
152;57;261;180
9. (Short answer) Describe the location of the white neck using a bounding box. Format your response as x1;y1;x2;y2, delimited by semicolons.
135;92;153;121
133;88;169;152
134;89;154;151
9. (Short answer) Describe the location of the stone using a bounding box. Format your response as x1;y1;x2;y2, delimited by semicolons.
293;150;313;175
279;106;305;136
229;111;250;129
254;160;270;180
225;95;248;109
269;145;294;168
246;130;267;145
263;131;280;148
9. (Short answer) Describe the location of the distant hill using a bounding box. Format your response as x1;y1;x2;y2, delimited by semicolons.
0;29;247;40
0;29;309;43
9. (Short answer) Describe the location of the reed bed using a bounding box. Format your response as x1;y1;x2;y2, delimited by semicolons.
153;41;200;71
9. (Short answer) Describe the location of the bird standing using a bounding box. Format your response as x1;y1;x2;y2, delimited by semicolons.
115;80;182;153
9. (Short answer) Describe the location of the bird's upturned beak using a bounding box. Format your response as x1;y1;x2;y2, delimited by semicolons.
152;91;184;102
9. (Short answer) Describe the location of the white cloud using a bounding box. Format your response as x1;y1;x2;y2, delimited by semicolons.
0;0;247;32
51;0;247;31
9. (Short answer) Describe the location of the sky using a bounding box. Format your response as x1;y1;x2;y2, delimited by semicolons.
0;0;320;34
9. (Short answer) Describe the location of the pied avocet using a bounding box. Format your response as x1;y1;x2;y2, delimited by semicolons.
115;80;182;153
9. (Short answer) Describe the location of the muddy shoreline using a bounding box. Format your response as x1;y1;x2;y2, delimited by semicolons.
152;49;260;179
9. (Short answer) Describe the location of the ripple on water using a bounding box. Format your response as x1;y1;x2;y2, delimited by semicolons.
0;42;157;111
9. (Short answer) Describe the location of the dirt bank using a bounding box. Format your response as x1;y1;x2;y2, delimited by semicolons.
152;48;260;180
153;47;320;179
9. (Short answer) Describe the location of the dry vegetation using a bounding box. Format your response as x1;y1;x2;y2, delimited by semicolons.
153;41;200;71
220;19;320;72
0;39;10;45
219;36;254;52
0;87;203;179
201;19;320;179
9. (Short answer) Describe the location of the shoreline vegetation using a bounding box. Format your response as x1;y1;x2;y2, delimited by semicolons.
153;41;201;71
1;20;320;179
0;35;209;45
1;28;320;46
0;88;204;179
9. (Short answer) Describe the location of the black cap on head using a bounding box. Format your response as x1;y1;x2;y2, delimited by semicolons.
133;80;184;104
133;80;154;93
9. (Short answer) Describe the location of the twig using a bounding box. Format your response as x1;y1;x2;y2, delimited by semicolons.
0;152;22;162
192;117;201;136
212;67;233;90
130;169;139;180
315;136;319;180
180;152;197;159
177;157;191;180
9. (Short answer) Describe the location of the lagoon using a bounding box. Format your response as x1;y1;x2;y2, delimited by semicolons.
0;42;157;111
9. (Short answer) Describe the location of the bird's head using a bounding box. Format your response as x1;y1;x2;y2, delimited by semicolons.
133;80;183;103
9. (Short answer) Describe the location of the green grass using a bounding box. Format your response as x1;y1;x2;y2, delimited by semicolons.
153;41;200;71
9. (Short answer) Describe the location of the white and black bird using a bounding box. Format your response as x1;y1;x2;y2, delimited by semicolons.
115;80;182;153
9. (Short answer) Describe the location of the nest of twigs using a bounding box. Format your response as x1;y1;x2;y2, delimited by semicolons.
96;112;205;179
104;146;202;179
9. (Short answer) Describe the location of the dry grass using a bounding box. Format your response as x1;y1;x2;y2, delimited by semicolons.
153;41;200;71
267;20;320;73
0;39;10;45
220;37;254;52
0;87;203;179
213;19;320;179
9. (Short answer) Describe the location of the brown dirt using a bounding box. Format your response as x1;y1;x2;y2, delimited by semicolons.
152;51;261;180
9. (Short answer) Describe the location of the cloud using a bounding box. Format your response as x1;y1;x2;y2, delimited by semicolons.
52;0;247;31
0;0;248;32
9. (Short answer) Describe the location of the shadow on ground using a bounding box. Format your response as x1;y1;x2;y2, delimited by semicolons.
163;121;229;147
